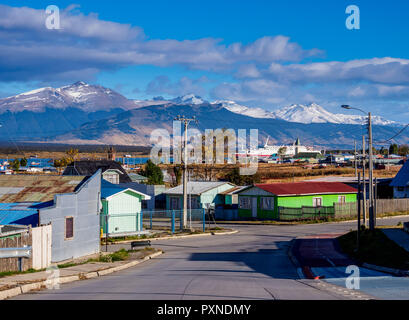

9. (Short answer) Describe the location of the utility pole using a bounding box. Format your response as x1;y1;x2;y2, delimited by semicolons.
362;135;367;227
368;112;375;230
354;140;357;177
357;172;361;251
174;115;197;230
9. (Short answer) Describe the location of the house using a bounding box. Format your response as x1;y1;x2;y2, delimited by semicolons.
215;186;248;220
237;182;357;219
129;173;148;184
164;181;236;210
390;160;409;198
119;183;167;210
100;180;150;235
63;160;132;183
0;171;102;263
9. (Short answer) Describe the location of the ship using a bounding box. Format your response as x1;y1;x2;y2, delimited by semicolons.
238;137;322;158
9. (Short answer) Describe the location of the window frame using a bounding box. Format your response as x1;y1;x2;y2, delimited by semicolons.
65;216;74;240
239;196;251;209
260;197;274;210
312;197;323;207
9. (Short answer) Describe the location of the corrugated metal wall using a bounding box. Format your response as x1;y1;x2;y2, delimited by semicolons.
39;171;101;263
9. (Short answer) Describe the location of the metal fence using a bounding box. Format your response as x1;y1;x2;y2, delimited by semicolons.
100;209;208;237
142;209;207;233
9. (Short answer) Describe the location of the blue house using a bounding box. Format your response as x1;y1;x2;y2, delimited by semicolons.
164;181;236;210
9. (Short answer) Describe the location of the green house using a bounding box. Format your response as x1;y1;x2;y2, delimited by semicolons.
237;182;357;219
100;180;150;234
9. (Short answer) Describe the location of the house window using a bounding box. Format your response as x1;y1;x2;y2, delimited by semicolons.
170;197;181;210
260;197;274;210
312;197;322;207
65;217;74;240
397;187;404;192
188;197;199;209
239;197;251;209
338;196;346;203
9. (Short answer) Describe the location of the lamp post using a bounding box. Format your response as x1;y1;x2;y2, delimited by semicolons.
341;105;375;230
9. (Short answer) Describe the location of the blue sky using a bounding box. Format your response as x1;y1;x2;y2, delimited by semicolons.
1;0;409;120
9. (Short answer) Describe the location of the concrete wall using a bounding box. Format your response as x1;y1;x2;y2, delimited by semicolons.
39;170;101;263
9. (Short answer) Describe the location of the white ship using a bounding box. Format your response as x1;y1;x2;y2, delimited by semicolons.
238;138;322;158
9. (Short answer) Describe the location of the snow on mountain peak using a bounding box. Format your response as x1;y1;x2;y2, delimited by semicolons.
171;94;207;105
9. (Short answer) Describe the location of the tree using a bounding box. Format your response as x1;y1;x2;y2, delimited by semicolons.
389;143;398;155
172;165;182;186
20;157;27;167
10;159;20;172
142;160;164;185
224;167;261;185
398;144;409;156
277;147;287;156
65;148;79;162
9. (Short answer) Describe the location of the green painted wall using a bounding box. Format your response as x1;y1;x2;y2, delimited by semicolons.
238;193;357;220
101;191;143;234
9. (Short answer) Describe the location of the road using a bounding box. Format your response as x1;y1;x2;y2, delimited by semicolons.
14;216;409;300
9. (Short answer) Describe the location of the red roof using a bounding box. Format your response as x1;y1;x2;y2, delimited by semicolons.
255;182;357;196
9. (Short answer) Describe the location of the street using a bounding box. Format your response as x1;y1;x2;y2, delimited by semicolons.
14;216;409;300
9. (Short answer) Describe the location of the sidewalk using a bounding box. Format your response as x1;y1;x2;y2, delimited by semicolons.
0;249;162;300
382;228;409;252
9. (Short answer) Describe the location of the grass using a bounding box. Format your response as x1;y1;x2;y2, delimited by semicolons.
0;268;43;278
338;228;409;270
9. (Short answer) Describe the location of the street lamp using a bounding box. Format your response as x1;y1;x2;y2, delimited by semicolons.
341;105;375;230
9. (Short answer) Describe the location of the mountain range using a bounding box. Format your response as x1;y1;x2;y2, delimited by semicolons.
0;82;406;148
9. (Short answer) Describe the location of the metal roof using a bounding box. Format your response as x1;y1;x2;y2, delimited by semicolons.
255;182;357;196
390;160;409;187
0;202;39;225
0;175;86;203
101;179;150;200
165;181;234;195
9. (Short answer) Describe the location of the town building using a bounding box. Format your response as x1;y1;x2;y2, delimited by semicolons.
390;160;409;198
237;182;357;219
164;181;235;210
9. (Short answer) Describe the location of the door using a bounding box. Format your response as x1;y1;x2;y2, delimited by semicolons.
251;197;258;218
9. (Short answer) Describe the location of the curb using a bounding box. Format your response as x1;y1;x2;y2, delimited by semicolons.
0;250;163;300
287;239;305;279
218;214;409;226
110;229;239;244
362;262;409;277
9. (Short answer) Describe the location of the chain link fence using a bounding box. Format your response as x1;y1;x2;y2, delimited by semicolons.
142;209;207;232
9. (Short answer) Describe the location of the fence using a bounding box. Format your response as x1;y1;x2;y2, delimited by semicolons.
142;209;207;233
100;212;143;237
278;206;335;221
0;226;32;272
31;224;52;270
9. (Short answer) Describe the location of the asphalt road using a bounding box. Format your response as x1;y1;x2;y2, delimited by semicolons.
14;216;409;300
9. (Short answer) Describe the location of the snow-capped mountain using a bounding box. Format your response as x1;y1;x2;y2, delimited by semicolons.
0;81;136;113
272;103;398;126
171;94;207;105
219;101;398;126
212;100;275;119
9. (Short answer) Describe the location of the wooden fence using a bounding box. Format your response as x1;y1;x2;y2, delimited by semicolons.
279;198;409;221
0;227;32;273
